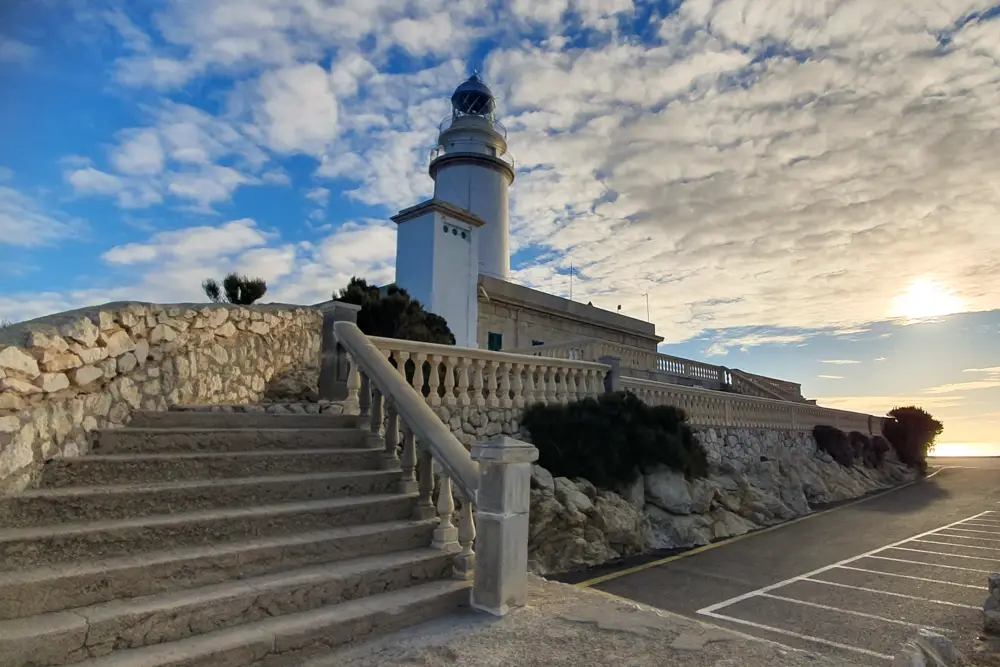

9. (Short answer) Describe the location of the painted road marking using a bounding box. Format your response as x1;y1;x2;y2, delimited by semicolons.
757;593;950;631
800;577;981;609
913;539;1000;551
834;565;986;589
937;527;997;535
889;547;1000;562
696;611;896;661
865;555;994;574
696;511;992;662
931;531;1000;541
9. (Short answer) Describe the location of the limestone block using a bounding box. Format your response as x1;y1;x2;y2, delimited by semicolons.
644;466;693;514
249;321;270;335
71;343;108;365
36;372;70;393
93;310;116;331
26;331;69;352
215;322;237;338
133;339;150;366
117;352;138;374
60;317;100;347
149;324;177;344
101;330;135;357
84;393;112;417
72;365;103;387
1;377;42;395
0;415;18;433
38;351;84;373
892;630;960;666
530;464;555;492
0;393;25;410
0;346;40;377
99;358;118;380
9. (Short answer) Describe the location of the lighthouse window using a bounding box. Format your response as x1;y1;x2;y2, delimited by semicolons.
443;225;449;233
461;231;467;239
452;228;458;236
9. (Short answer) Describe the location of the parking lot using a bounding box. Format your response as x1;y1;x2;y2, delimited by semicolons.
697;510;997;663
594;463;1000;664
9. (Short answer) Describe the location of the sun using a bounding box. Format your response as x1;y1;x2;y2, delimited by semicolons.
890;278;965;321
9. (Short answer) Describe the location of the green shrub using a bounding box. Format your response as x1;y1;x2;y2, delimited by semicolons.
813;425;854;466
870;435;890;468
882;406;942;474
521;390;706;489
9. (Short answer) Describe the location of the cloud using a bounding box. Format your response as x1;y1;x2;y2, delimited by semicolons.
306;187;330;206
874;357;887;362
253;63;340;155
817;375;844;380
813;394;966;415
0;37;37;64
102;219;270;265
166;165;250;208
0;186;83;247
67;167;123;195
820;359;861;365
112;130;166;175
923;366;1000;394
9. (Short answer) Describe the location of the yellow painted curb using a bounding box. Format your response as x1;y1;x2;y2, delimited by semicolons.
574;466;946;589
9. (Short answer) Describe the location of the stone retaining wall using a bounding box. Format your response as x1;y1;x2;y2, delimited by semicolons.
0;302;321;493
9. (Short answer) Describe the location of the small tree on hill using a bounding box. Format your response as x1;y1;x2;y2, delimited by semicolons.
203;273;268;305
882;406;943;474
336;277;455;345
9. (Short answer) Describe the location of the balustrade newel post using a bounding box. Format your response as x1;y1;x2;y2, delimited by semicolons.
470;435;539;617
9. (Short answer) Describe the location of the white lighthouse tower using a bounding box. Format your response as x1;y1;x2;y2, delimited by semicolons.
429;74;514;280
392;74;515;347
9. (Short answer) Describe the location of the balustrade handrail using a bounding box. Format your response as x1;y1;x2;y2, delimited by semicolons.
622;376;882;433
335;322;479;500
369;336;608;373
733;369;802;398
728;369;797;402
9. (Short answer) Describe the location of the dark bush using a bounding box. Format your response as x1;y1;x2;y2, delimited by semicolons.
813;425;854;466
882;406;943;474
521;390;706;489
336;277;455;345
203;273;268;305
870;435;890;468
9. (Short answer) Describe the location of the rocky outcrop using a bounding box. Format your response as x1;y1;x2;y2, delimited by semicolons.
527;465;647;575
0;302;321;493
985;573;1000;635
643;448;913;550
527;426;915;574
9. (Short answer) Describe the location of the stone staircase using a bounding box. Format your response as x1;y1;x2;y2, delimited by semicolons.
0;409;470;667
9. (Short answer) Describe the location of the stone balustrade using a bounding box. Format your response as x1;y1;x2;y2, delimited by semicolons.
365;337;609;410
623;376;881;434
335;322;538;616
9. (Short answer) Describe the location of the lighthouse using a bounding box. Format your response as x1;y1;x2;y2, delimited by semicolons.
392;74;515;347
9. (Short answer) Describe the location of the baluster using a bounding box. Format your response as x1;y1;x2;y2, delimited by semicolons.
399;422;418;493
382;402;400;470
457;358;471;407
536;364;549;405
426;354;442;407
346;354;360;412
486;360;500;408
414;444;435;520
567;368;579;402
549;367;561;404
498;362;512;408
473;359;486;408
442;356;457;407
432;475;460;552
359;372;371;418
510;362;524;408
522;363;536;405
411;352;426;396
368;386;384;448
453;494;476;579
394;350;410;384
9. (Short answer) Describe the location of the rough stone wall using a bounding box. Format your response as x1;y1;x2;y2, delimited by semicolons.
430;404;525;447
0;302;321;494
698;426;815;471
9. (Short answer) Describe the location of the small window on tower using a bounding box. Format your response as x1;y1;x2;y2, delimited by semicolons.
531;340;544;346
486;146;497;156
487;332;503;351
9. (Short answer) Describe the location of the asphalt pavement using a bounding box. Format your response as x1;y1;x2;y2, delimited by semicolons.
590;458;1000;664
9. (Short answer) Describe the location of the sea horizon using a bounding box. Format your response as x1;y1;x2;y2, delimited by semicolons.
928;442;1000;458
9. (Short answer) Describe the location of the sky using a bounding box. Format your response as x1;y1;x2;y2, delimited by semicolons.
1;0;999;451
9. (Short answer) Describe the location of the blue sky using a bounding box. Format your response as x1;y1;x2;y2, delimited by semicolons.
2;0;999;448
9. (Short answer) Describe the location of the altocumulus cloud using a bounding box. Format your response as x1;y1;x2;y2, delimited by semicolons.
6;0;1000;344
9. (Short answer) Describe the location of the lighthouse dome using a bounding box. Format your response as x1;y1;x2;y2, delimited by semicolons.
451;73;496;117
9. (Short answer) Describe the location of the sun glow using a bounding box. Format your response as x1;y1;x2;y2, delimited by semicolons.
890;278;965;321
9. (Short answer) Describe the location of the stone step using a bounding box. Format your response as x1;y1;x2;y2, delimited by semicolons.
60;579;469;667
39;449;384;488
92;428;370;454
0;519;438;621
0;494;417;572
1;470;403;528
0;549;455;667
129;411;362;430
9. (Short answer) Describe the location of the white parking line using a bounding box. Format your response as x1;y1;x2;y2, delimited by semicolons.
931;531;1000;543
958;520;1000;527
697;611;896;661
758;592;950;632
913;539;1000;551
834;565;986;589
891;546;1000;562
865;555;994;573
800;577;981;609
696;511;992;661
938;527;997;535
